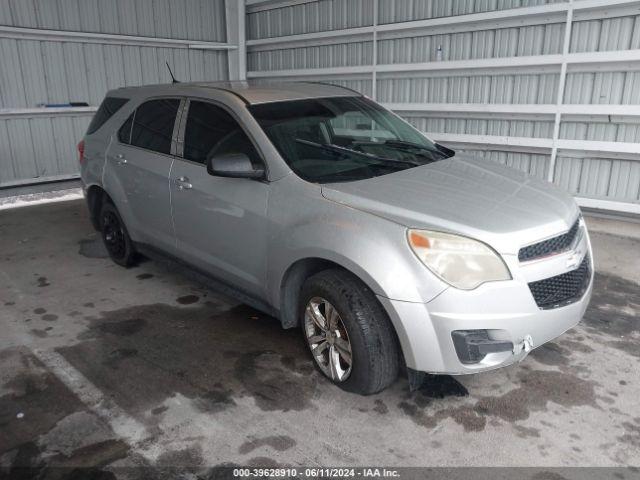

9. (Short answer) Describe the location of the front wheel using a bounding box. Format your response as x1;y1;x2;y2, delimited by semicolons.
100;201;137;268
300;269;400;395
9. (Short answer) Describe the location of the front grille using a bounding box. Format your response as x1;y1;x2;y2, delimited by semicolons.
528;254;591;309
518;219;580;262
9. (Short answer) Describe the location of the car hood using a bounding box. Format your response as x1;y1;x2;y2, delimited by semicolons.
321;154;580;255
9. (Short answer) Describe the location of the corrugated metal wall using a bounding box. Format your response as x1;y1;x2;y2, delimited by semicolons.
246;0;640;214
0;0;227;41
0;0;229;187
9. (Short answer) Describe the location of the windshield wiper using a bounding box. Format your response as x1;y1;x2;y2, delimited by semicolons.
383;139;430;149
384;139;454;159
295;139;420;167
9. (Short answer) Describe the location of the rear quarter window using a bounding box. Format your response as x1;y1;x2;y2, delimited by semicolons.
86;97;129;135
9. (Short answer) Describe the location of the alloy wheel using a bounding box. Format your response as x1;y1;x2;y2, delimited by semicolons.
304;297;353;382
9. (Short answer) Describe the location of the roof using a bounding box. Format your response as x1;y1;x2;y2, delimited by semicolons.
114;81;361;105
194;81;361;104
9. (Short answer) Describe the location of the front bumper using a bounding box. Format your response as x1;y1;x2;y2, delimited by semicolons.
378;231;594;375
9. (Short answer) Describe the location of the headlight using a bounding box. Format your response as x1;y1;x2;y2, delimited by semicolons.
407;229;511;290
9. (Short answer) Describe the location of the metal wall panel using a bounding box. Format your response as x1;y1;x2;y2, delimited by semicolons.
570;16;640;52
376;74;559;104
457;149;551;180
405;116;555;138
248;41;373;71
377;24;564;63
561;121;640;143
554;156;640;203
246;0;640;212
2;0;227;42
0;1;230;186
0;38;229;109
0;115;91;185
378;0;566;25
247;0;374;39
564;72;634;104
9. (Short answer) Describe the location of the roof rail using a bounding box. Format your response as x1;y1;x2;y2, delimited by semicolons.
299;81;363;97
197;84;251;105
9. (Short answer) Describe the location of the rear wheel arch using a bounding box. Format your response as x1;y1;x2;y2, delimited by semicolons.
86;185;118;231
86;185;107;231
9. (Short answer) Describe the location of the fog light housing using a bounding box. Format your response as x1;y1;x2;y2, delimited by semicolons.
451;330;513;364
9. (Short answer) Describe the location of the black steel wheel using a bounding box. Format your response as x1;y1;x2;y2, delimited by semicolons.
100;201;136;267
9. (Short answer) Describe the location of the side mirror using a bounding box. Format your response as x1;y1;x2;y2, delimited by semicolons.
206;153;265;179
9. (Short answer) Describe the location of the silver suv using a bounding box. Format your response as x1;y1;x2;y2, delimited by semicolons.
80;82;593;394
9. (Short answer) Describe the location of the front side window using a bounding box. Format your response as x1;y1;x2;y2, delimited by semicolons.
130;99;180;155
249;96;454;183
183;100;261;166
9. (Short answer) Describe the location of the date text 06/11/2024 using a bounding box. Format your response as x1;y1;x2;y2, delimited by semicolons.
232;468;401;478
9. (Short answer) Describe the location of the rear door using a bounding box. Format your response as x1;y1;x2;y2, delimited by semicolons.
170;99;270;298
104;97;181;252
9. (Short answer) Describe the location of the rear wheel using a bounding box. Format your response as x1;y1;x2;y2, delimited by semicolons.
300;269;400;395
100;202;136;267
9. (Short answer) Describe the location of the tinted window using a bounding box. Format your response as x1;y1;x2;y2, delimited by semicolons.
118;113;134;144
183;101;260;166
249;96;452;184
86;97;129;134
130;99;180;154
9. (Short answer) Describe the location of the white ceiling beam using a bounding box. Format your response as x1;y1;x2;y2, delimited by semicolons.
426;133;553;150
384;103;640;117
0;107;98;119
425;132;640;158
247;0;319;13
247;49;640;78
0;25;237;50
575;197;640;215
246;25;374;49
556;139;640;156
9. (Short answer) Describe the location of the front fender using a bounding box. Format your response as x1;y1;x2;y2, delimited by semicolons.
266;186;449;310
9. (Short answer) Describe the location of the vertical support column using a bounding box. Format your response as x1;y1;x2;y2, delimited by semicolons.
548;0;574;182
371;0;379;100
225;0;246;81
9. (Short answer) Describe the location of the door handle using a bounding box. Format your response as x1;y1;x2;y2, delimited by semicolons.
176;176;192;190
115;154;127;165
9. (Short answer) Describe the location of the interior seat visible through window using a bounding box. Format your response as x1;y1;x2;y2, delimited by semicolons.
182;100;262;167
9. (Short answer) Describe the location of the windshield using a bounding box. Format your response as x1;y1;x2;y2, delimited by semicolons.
248;96;454;183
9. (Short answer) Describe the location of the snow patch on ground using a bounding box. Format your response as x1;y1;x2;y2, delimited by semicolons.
0;188;83;211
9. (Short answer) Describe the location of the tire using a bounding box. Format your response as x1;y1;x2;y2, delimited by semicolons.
299;269;400;395
100;201;137;268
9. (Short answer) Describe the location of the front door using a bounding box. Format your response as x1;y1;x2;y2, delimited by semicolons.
104;98;180;252
170;99;270;299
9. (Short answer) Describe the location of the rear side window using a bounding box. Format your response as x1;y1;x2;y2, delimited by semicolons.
183;101;260;165
130;99;180;155
87;97;129;134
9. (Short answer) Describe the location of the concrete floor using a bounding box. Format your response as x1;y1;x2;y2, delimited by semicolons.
1;200;639;475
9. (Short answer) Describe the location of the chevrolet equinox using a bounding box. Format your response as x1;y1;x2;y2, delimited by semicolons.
79;81;593;394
